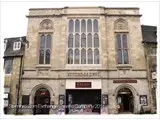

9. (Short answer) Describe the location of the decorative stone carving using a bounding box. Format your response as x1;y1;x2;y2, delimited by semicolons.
114;19;128;30
40;19;53;30
37;69;49;76
119;69;130;78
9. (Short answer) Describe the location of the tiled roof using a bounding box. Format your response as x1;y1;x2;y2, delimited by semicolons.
4;36;27;57
141;25;157;43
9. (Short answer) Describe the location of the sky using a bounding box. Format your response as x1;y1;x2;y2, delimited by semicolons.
0;0;159;40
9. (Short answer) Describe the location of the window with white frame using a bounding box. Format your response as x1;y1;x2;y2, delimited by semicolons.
67;19;100;64
13;42;21;50
4;58;13;74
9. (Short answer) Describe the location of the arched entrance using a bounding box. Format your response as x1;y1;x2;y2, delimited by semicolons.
33;88;50;115
117;87;134;113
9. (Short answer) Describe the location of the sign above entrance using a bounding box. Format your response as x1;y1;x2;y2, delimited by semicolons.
75;82;91;88
67;72;99;78
113;80;137;83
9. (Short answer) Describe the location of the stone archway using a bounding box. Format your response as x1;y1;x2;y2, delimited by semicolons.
117;88;133;113
29;84;54;115
114;84;138;114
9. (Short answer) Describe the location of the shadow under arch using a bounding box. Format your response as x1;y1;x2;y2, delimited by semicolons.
30;84;54;115
113;84;139;97
114;84;139;113
30;84;54;97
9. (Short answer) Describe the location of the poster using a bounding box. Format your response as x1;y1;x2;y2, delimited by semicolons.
139;95;148;106
101;94;108;106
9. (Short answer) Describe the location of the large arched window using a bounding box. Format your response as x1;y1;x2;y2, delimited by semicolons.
68;19;99;64
114;18;129;64
39;34;52;64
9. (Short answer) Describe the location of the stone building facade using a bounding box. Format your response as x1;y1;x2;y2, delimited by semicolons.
3;36;27;114
141;25;157;113
20;7;152;114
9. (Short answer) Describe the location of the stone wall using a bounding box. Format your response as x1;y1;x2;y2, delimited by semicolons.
21;7;149;114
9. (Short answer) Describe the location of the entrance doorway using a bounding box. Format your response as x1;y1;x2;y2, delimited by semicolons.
66;89;101;114
117;88;134;113
33;88;50;115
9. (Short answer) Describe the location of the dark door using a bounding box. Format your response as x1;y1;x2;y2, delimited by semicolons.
65;89;101;114
33;88;50;115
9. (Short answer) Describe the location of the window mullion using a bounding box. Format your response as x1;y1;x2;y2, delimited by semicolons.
121;34;124;64
44;35;47;64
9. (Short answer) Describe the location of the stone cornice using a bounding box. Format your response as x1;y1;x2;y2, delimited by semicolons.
23;68;147;71
29;7;139;10
105;14;142;17
26;15;62;18
22;77;147;80
26;14;141;18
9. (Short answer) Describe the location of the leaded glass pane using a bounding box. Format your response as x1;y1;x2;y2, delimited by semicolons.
81;49;86;64
118;49;122;64
88;49;93;64
46;35;51;49
123;50;129;64
94;33;99;47
87;19;92;32
93;19;98;32
39;49;44;64
74;49;80;64
68;34;73;48
75;20;80;32
87;34;92;47
94;49;99;64
122;34;127;48
75;34;80;47
81;33;86;48
81;19;86;32
116;34;121;49
45;49;50;64
69;20;74;32
40;35;45;49
68;49;73;64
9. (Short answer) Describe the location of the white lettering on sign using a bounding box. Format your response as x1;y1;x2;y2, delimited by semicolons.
67;72;99;78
